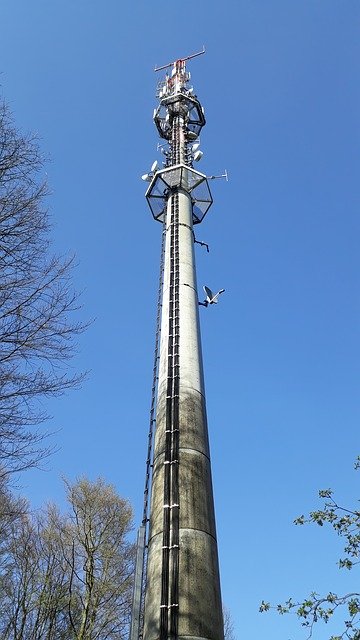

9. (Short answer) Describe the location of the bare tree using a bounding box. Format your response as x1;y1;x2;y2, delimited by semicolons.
223;605;236;640
1;512;39;639
0;100;85;476
60;477;135;640
0;474;28;635
0;477;135;639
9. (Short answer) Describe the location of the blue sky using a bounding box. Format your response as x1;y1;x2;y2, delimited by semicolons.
1;1;360;639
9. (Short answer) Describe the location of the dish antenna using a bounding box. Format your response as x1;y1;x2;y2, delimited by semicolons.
141;159;161;182
192;143;200;152
193;150;203;162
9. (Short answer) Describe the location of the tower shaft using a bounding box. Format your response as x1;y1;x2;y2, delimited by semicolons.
136;55;224;640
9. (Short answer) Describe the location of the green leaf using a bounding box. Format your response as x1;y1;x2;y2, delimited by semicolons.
319;489;333;498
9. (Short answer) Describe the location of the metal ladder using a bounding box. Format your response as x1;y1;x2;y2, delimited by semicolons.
130;221;166;640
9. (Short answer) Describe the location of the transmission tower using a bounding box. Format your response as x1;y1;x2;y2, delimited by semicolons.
131;49;224;640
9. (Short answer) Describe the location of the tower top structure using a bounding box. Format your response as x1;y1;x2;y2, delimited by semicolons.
153;48;206;141
144;48;212;226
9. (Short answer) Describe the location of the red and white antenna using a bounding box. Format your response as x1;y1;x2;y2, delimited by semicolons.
154;45;205;72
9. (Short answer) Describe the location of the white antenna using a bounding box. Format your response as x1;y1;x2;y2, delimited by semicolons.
151;160;158;173
208;170;229;181
157;143;169;156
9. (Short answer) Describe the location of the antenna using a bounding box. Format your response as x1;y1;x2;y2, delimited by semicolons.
154;46;205;72
208;170;229;181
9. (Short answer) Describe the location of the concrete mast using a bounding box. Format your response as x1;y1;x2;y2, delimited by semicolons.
131;51;224;640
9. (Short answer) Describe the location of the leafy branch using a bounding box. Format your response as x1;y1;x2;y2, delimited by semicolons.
260;458;360;640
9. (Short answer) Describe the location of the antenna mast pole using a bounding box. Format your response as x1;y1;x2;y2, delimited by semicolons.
131;52;224;640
